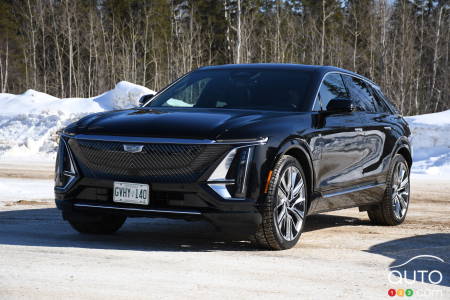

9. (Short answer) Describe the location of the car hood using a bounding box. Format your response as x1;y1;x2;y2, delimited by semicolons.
65;107;303;140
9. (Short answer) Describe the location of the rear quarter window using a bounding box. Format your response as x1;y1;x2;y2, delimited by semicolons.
371;87;399;114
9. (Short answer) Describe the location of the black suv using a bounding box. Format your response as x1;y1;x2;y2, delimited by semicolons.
55;64;412;250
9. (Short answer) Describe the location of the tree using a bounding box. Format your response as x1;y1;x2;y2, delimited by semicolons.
0;0;447;114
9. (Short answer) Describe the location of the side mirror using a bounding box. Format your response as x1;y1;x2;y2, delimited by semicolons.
138;94;154;106
325;97;355;113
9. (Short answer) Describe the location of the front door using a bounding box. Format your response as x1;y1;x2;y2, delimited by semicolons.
310;73;368;193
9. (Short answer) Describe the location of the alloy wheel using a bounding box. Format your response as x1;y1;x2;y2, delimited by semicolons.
275;166;306;241
391;161;410;220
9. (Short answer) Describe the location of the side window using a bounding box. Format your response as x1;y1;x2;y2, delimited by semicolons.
343;76;376;112
369;86;390;113
313;73;348;111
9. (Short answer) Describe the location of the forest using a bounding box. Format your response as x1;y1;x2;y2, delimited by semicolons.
0;0;448;115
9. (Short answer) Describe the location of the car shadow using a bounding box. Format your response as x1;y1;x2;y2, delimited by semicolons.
366;234;450;287
305;213;371;231
0;207;371;253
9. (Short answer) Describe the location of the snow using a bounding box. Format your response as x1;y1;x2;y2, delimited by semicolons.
405;110;450;179
0;81;155;162
0;178;53;205
167;98;194;107
1;82;155;116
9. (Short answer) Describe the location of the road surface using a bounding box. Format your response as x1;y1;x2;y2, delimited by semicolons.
0;169;449;299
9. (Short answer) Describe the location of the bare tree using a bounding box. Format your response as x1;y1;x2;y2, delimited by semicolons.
0;0;447;114
0;41;8;93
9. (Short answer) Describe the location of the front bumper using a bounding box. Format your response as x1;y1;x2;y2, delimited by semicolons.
56;201;262;234
55;178;262;233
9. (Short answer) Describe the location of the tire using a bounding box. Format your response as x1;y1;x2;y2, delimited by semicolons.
253;155;308;250
68;214;126;234
368;154;410;225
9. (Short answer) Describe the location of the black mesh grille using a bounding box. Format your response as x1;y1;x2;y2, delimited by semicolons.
68;139;230;183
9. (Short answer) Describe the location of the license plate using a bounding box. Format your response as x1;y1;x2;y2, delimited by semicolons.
113;181;149;205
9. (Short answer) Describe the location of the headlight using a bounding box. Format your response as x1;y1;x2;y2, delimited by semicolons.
55;138;78;190
207;146;254;200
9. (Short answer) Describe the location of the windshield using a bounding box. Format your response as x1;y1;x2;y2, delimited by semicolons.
147;69;312;111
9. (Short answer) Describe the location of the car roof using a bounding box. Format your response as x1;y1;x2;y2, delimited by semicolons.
198;63;377;87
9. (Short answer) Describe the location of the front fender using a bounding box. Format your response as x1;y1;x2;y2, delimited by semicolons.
262;137;315;212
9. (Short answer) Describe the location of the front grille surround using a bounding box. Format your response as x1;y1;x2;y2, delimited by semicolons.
67;139;231;183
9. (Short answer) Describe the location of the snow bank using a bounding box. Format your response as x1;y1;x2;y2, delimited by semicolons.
97;81;156;110
1;81;155;117
405;110;450;178
0;81;155;162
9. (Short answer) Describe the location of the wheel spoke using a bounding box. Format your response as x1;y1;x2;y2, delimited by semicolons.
291;194;305;207
393;165;399;187
398;195;408;210
395;197;401;217
290;169;297;192
280;176;288;195
288;207;304;230
399;178;409;190
277;205;287;227
292;178;304;197
399;165;406;184
286;214;292;241
277;189;288;205
400;163;406;174
286;168;292;191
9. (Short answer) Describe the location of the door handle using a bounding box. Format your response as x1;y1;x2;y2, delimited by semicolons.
384;126;392;130
355;128;363;132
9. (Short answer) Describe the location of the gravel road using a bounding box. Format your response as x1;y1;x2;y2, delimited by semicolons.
0;173;449;299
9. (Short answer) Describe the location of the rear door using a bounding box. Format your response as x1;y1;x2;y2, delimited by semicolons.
341;75;395;184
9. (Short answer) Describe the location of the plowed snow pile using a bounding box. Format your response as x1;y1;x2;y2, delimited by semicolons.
0;84;448;177
405;110;450;178
0;81;154;163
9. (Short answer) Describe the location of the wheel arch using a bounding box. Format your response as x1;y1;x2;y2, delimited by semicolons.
272;138;315;211
393;137;412;169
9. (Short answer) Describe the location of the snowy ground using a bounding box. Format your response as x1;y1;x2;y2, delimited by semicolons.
0;178;53;204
